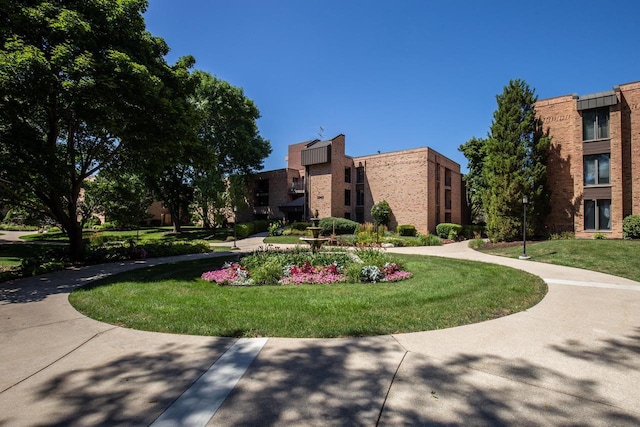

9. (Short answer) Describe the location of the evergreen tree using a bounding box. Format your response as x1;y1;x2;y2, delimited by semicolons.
458;136;487;223
482;79;550;241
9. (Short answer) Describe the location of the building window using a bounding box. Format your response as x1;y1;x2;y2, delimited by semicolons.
583;108;609;141
255;179;269;206
344;212;351;220
345;167;351;183
356;166;364;184
584;154;610;186
356;189;365;206
344;189;351;206
584;199;611;231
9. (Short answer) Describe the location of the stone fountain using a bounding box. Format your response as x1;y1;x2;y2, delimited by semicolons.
299;216;329;254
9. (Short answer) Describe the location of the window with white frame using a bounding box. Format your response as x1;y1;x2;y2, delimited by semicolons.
584;199;611;231
583;154;610;186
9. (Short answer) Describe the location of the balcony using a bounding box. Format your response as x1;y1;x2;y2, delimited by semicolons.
289;182;305;194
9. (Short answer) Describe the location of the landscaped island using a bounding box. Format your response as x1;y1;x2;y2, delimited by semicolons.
69;250;547;338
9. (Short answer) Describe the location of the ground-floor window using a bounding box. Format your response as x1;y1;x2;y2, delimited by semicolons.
584;199;611;230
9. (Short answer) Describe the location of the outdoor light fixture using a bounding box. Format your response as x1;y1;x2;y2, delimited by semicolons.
519;195;530;260
233;205;238;249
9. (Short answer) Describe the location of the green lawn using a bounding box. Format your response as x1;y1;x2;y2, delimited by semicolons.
480;239;640;282
69;254;547;338
21;226;232;243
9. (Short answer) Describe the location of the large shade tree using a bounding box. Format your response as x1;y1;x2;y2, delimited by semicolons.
0;0;192;260
461;79;551;241
191;70;271;228
144;70;271;233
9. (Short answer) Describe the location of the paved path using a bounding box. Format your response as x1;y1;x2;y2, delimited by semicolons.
1;236;639;426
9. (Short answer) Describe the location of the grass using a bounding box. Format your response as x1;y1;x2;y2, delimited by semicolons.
21;226;232;243
263;235;305;244
69;254;547;338
479;239;640;282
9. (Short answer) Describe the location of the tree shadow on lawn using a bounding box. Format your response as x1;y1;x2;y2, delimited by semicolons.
0;252;224;304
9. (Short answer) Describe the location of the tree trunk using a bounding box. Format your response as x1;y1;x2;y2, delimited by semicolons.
67;221;85;263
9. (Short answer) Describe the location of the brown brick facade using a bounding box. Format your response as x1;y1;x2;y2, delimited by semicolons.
247;134;463;235
536;81;640;238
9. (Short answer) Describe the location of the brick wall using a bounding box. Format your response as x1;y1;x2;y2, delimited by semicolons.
619;82;640;217
536;94;582;234
537;81;640;238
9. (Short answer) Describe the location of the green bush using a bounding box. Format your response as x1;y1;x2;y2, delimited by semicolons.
382;236;406;247
397;224;417;236
290;221;312;231
251;259;283;286
20;247;69;276
623;214;640;239
418;234;442;246
84;216;102;229
593;233;607;240
468;238;486;249
235;222;255;239
549;231;575;241
462;224;485;239
0;224;39;231
436;223;463;239
253;220;271;233
318;217;359;235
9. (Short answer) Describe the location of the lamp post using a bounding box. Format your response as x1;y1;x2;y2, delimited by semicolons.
519;195;530;260
233;205;237;249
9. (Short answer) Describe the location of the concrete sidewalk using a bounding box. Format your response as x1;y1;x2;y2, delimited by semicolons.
1;238;639;426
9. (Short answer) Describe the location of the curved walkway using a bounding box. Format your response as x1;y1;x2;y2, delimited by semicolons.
1;237;639;426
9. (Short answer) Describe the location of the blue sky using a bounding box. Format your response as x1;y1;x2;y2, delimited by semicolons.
144;0;640;173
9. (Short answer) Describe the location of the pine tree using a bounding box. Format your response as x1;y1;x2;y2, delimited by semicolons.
482;79;551;241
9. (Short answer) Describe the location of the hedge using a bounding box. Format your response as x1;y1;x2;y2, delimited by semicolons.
397;224;417;236
318;217;359;235
436;223;463;239
623;215;640;239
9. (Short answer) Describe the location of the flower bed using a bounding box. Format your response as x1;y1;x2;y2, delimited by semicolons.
200;249;413;286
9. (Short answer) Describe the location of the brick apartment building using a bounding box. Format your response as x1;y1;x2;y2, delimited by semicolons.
240;134;463;235
536;81;640;238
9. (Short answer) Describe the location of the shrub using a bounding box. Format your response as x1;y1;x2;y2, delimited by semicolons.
549;231;575;241
235;222;255;239
436;223;463;239
593;233;607;240
397;224;417;236
84;216;102;229
371;200;392;226
20;247;69;276
418;233;442;246
468;238;486;249
381;236;406;247
462;224;485;239
268;219;285;236
623;214;640;239
99;221;117;230
290;221;312;231
253;220;271;233
337;234;357;246
251;260;283;286
318;217;359;235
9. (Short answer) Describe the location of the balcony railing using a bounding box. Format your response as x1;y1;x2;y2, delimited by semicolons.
289;182;304;193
